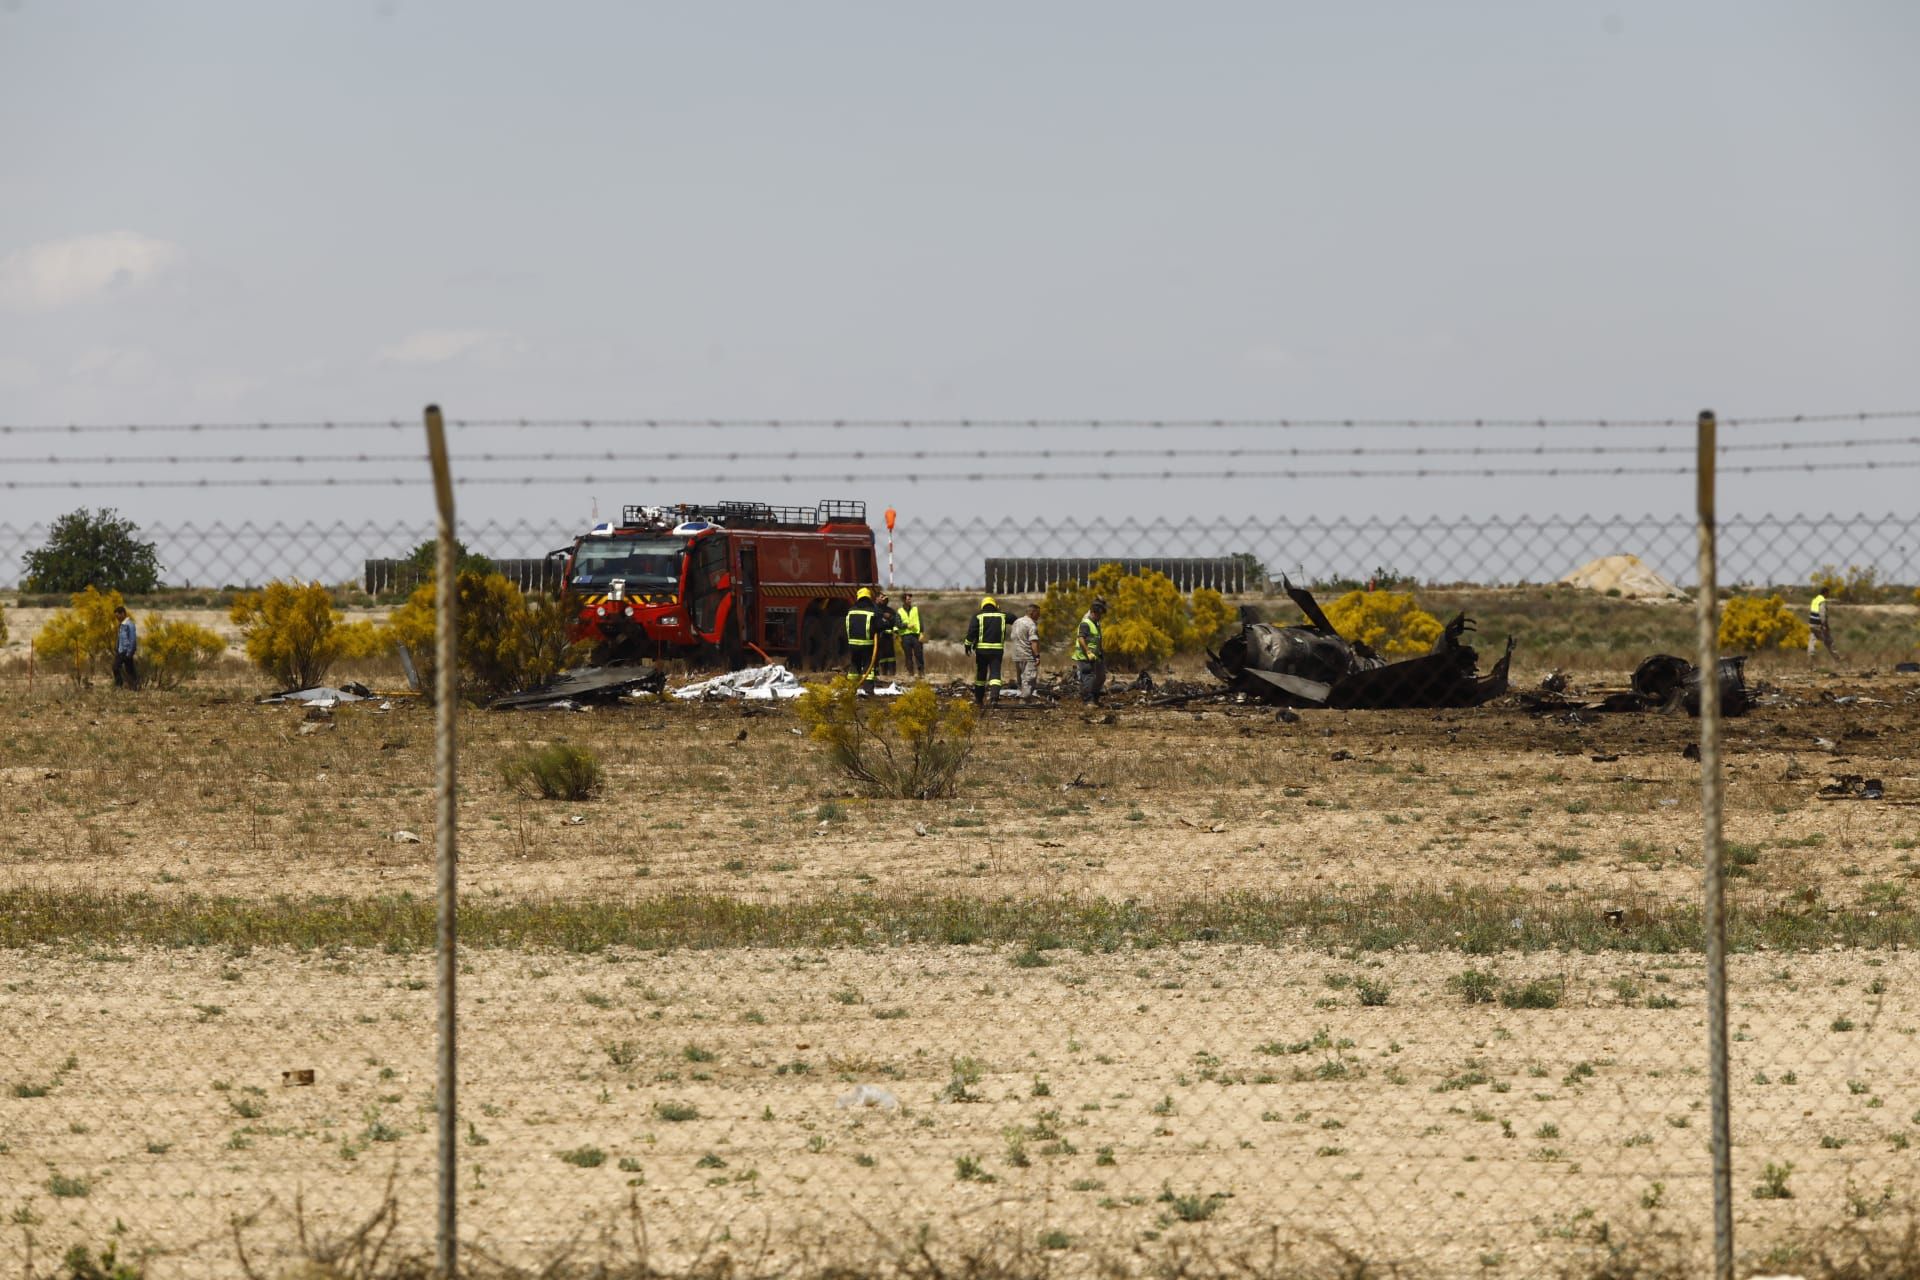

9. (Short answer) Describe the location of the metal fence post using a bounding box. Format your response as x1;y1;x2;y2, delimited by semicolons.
1697;409;1733;1279
425;405;460;1279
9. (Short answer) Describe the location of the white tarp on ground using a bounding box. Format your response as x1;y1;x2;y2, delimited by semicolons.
1558;554;1689;601
670;665;904;700
672;664;807;701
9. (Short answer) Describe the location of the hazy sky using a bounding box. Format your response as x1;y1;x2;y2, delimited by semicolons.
2;0;1916;541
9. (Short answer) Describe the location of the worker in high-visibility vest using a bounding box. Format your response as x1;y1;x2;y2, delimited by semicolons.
964;595;1009;706
1071;596;1108;703
1808;592;1836;661
896;592;926;678
846;587;879;692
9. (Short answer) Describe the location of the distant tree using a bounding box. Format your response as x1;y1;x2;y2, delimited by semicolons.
403;538;495;588
23;508;162;595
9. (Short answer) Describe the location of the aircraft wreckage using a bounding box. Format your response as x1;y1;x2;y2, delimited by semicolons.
1206;579;1513;709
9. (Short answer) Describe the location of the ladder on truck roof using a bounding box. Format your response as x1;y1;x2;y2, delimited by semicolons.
621;500;867;530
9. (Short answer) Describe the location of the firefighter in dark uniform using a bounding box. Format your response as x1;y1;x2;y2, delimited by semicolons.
874;591;900;682
965;595;1009;706
846;587;879;693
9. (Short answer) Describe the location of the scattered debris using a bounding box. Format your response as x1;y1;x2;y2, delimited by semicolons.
836;1084;900;1112
259;685;372;707
391;830;422;844
281;1069;315;1087
492;665;666;710
673;664;810;701
1896;662;1919;675
1540;671;1570;694
1680;743;1700;762
1819;775;1885;801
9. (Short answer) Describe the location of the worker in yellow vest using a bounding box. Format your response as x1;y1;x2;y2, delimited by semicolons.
846;587;879;692
896;592;925;677
1808;592;1836;661
964;595;1009;706
1071;596;1108;702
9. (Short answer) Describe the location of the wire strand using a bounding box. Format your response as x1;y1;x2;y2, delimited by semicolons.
2;409;1917;435
10;435;1920;469
8;457;1920;490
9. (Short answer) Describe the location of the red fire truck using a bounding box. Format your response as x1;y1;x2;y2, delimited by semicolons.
557;500;879;668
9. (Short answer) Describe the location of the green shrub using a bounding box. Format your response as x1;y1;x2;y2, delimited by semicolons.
502;743;603;801
60;1243;142;1280
794;681;976;799
1355;977;1392;1007
1451;969;1499;1005
1499;978;1564;1010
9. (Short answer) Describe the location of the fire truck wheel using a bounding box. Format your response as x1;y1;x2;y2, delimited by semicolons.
720;617;747;671
801;614;831;672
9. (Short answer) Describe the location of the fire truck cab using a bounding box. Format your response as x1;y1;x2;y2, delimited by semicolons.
558;500;878;669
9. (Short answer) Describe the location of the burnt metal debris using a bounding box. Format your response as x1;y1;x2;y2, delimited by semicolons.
1514;653;1753;718
1206;578;1513;710
490;664;666;710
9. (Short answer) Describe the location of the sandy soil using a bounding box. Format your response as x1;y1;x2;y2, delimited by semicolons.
2;946;1914;1278
2;669;1918;1277
1;672;1915;911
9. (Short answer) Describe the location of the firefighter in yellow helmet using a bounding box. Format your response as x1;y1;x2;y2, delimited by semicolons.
964;594;1009;706
846;587;879;692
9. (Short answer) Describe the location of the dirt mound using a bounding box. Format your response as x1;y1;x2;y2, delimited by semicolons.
1558;554;1688;601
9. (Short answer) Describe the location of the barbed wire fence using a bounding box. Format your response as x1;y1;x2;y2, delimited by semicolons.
1;411;1917;1280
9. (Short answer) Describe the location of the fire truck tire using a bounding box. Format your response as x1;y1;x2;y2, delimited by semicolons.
719;616;747;671
801;614;832;672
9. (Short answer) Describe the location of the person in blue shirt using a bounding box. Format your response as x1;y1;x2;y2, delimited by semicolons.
112;605;140;689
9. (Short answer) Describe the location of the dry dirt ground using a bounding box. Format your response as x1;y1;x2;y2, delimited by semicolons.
2;665;1919;1277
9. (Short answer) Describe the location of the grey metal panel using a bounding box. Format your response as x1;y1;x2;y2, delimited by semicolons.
979;557;1244;594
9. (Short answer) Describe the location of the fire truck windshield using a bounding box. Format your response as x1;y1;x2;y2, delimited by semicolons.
571;537;684;588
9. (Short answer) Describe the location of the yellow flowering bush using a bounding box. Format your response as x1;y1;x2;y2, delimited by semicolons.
794;680;976;799
386;571;580;702
139;616;228;689
32;587;124;684
1319;590;1444;656
1719;594;1808;651
1040;565;1240;671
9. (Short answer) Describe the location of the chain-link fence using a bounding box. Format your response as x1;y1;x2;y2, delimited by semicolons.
5;511;1920;595
3;416;1919;1279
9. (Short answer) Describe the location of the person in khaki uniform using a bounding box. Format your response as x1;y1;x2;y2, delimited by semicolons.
1007;603;1041;697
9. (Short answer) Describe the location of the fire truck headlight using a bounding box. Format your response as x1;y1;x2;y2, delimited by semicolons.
596;605;608;617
